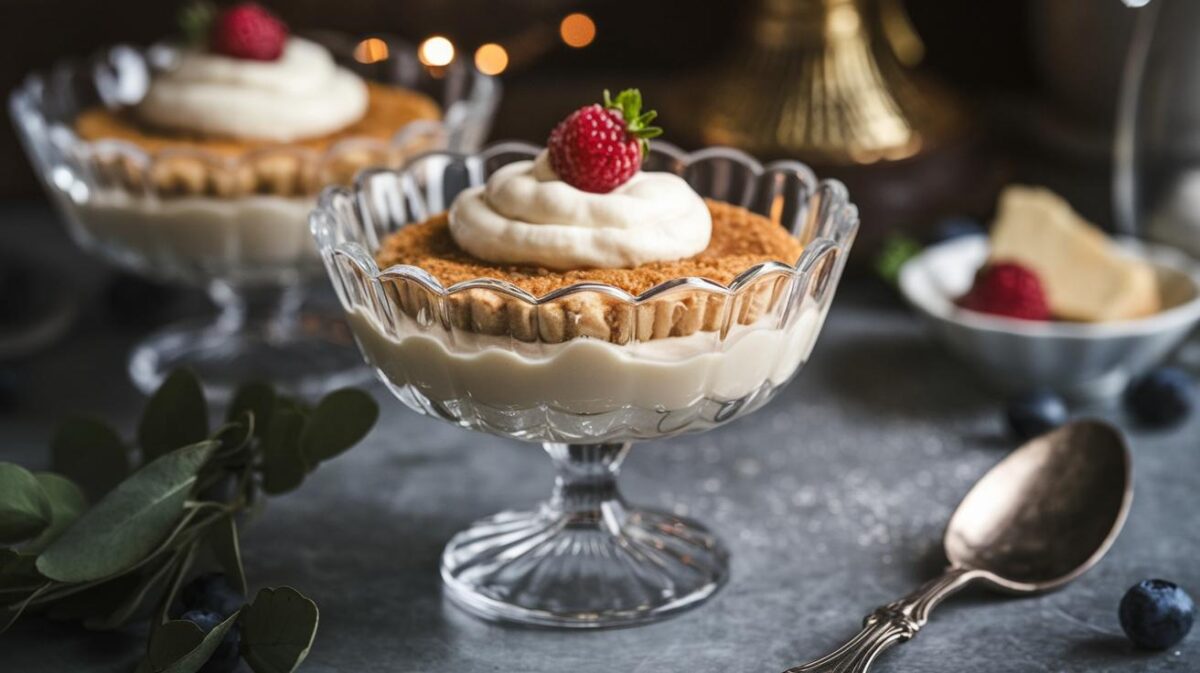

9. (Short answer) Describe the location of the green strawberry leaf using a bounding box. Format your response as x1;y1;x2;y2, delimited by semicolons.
603;88;663;156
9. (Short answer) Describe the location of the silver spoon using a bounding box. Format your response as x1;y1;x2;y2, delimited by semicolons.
785;419;1133;673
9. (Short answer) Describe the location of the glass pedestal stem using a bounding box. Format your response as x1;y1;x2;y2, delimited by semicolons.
209;281;303;340
127;281;368;401
543;442;630;529
440;441;729;628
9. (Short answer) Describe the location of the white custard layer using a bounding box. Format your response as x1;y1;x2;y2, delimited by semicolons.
78;193;317;273
347;305;823;414
449;152;712;270
136;38;368;142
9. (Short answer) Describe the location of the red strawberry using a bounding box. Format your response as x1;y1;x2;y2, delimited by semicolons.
958;262;1052;321
547;89;663;193
210;3;288;61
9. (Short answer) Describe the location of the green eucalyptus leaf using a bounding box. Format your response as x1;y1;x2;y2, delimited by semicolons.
242;587;319;673
207;516;247;596
139;370;210;461
27;474;85;545
23;473;87;554
158;610;240;673
1;583;48;634
50;417;130;500
85;546;189;630
0;463;51;545
261;410;307;495
212;414;254;458
228;382;276;439
299;388;379;465
37;441;217;583
0;549;42;594
145;619;204;672
43;571;146;622
275;395;311;417
156;538;198;628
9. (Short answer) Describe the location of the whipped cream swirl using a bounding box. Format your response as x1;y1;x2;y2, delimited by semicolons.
136;37;368;142
449;152;712;270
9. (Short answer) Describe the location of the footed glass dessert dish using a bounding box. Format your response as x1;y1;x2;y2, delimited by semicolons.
311;142;858;627
11;33;499;398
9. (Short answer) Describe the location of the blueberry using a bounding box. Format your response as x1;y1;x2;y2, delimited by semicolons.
1125;367;1194;427
930;215;985;245
1005;390;1069;440
181;573;244;618
1119;579;1195;650
180;609;241;673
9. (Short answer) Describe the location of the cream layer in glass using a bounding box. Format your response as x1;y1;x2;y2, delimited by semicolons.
346;302;824;414
79;195;317;273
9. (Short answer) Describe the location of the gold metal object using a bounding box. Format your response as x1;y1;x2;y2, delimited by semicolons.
785;420;1133;673
702;0;964;165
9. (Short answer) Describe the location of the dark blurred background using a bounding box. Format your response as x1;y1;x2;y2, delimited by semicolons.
0;0;1133;225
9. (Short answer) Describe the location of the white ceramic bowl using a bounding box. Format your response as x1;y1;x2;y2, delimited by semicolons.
898;235;1200;399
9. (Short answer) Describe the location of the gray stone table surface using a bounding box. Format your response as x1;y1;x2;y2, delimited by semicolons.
1;203;1197;672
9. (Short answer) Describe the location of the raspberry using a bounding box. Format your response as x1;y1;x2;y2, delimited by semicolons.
209;3;288;61
958;262;1051;321
547;89;663;193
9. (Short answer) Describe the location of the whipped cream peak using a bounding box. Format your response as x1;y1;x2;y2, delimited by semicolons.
135;37;368;142
448;151;712;270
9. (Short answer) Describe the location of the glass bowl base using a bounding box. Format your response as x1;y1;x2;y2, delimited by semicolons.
127;311;369;401
440;504;729;628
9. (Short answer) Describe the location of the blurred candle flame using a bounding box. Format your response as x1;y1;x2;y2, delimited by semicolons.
560;13;596;48
418;36;455;67
353;37;389;64
474;43;509;76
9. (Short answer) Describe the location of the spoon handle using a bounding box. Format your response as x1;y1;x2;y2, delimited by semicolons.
783;567;980;673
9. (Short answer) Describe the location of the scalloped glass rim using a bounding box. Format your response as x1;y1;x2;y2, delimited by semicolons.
9;33;501;184
311;140;860;307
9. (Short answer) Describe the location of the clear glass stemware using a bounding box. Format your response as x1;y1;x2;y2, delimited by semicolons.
10;34;500;398
311;142;859;627
1115;0;1200;365
1115;0;1200;252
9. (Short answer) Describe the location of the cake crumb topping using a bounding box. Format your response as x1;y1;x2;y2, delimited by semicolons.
374;199;804;297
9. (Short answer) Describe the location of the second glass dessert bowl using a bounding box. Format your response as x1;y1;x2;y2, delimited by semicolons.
11;32;498;398
311;142;858;628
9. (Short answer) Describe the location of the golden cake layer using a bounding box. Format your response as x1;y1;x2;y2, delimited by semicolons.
371;199;806;343
73;82;440;198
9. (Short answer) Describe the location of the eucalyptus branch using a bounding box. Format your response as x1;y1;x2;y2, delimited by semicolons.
0;369;379;673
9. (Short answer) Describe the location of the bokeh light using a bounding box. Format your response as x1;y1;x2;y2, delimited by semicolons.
474;43;509;76
560;13;596;48
418;36;456;67
353;38;389;64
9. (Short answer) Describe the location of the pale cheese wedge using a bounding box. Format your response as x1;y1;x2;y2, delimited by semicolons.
989;185;1160;322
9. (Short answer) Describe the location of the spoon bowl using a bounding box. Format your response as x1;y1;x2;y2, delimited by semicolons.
945;420;1133;592
787;419;1133;673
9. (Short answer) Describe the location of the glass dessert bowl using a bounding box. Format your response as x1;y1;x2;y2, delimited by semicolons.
11;14;499;398
312;140;858;627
